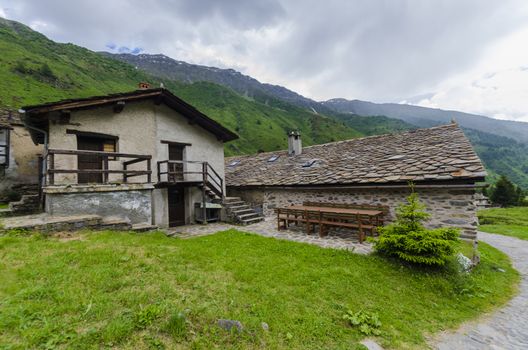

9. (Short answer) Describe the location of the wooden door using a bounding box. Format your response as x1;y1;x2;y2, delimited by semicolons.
77;136;103;184
168;144;184;182
168;186;185;227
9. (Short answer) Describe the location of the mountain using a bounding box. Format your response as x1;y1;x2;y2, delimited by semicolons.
0;17;361;156
322;98;528;145
101;52;333;114
104;52;528;189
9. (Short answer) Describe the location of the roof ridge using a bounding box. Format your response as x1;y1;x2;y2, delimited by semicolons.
226;123;461;160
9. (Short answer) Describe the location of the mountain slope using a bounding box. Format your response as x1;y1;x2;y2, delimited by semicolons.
322;98;528;145
102;52;334;114
0;17;361;156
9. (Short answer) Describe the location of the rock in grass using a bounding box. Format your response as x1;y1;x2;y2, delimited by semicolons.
217;319;243;332
261;322;269;331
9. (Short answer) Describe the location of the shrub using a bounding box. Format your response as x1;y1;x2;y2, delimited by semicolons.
342;310;382;336
374;184;460;266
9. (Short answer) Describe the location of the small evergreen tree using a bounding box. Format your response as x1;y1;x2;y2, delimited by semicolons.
374;183;459;266
490;175;519;207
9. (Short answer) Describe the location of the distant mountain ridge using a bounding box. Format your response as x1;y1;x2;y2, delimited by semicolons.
101;53;327;113
322;98;528;145
106;52;528;146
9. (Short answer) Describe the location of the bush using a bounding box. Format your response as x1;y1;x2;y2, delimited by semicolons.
374;184;460;266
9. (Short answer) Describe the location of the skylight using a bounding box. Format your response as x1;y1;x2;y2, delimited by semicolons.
228;160;241;167
268;155;280;162
302;159;317;168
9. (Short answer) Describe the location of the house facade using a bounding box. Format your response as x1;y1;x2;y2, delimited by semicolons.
225;124;486;241
20;88;237;227
0;110;43;202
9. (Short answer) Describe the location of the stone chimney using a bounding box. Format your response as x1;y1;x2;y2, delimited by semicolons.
288;131;302;156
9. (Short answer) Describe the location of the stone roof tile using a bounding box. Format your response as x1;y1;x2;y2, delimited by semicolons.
226;124;486;187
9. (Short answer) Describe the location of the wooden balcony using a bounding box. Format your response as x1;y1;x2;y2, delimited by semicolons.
43;149;152;186
157;160;224;200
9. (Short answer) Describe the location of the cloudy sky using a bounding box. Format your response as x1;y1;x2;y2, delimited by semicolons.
1;0;528;122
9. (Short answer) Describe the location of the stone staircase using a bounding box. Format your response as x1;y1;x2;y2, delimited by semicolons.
0;184;42;217
223;197;264;225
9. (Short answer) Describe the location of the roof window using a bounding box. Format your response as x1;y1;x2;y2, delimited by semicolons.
268;155;280;162
228;160;241;167
302;159;317;168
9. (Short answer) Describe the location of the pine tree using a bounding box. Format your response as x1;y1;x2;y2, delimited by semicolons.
490;175;518;207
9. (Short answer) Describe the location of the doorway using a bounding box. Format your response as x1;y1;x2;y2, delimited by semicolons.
77;136;103;183
168;144;184;182
168;186;185;227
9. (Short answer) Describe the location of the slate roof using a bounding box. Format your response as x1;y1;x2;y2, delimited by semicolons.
0;109;22;128
225;124;486;187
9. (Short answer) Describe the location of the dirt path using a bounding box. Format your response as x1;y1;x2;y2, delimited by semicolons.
434;231;528;349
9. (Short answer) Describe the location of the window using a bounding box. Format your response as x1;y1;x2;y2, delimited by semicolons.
228;160;241;167
302;159;317;168
268;155;280;162
103;139;117;160
0;128;10;168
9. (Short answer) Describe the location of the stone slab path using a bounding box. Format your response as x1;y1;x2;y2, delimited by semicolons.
166;217;373;254
434;231;528;350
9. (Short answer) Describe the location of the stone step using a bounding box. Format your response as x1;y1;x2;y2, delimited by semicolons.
1;214;102;232
0;208;13;218
225;201;245;207
100;217;132;231
238;212;260;220
228;204;250;211
240;216;264;225
232;208;254;215
224;197;241;203
131;223;158;232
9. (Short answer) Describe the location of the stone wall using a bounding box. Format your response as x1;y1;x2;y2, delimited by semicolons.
45;188;152;224
227;186;478;240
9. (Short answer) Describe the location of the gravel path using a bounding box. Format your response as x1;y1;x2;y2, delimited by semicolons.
434;231;528;350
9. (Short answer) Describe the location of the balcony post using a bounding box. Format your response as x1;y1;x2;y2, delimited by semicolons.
147;158;151;183
48;152;54;185
202;162;208;224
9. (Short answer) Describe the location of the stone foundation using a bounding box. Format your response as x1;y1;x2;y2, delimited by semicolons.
45;187;153;224
227;186;478;240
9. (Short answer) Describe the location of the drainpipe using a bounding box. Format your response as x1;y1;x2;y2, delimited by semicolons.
19;109;49;191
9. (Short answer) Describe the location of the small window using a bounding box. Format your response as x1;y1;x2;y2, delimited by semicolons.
0;128;9;168
103;139;118;160
268;155;280;162
302;159;317;168
228;160;241;167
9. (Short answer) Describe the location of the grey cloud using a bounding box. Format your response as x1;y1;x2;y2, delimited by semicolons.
1;0;527;103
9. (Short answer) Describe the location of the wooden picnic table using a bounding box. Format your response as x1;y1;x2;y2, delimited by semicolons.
276;205;384;243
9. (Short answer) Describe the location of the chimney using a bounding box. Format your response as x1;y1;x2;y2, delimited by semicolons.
288;131;302;156
138;82;151;90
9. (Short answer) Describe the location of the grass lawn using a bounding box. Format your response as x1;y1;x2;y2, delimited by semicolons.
0;230;519;349
478;207;528;240
0;203;9;210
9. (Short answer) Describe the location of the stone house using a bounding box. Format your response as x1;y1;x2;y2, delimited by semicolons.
0;109;43;202
225;124;486;240
19;88;238;227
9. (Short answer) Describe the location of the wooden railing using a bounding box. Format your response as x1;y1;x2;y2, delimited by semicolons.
43;149;151;186
157;160;224;199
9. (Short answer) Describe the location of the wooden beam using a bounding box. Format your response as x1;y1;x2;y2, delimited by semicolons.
113;101;125;113
160;140;191;147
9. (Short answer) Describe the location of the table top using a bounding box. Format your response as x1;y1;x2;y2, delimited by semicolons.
286;205;383;216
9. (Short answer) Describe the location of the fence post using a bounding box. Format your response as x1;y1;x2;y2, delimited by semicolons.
48;152;55;185
147;158;151;183
202;162;208;224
